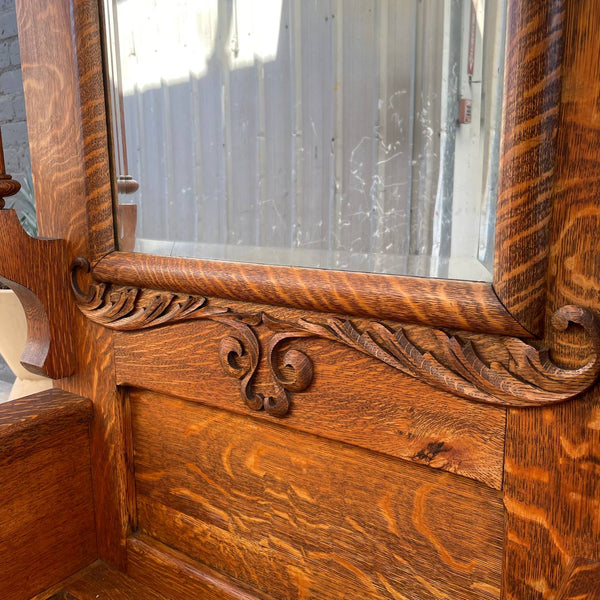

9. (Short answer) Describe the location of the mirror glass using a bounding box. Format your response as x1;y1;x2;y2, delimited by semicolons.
105;0;507;281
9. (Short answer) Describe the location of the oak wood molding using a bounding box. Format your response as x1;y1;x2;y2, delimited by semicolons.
0;209;76;379
494;0;565;335
17;0;116;261
91;251;533;338
73;258;600;415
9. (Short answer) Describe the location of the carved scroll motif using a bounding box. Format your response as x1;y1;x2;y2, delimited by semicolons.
71;258;600;414
71;258;312;416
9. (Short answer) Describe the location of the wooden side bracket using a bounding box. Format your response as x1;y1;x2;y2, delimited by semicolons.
0;208;75;378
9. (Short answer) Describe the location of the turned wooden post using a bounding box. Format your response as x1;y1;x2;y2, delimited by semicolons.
0;128;21;209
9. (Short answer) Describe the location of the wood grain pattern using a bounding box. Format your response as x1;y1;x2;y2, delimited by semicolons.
54;325;132;570
127;534;270;600
131;390;504;599
17;0;133;568
16;0;115;262
73;269;600;411
92;251;531;337
494;0;565;335
556;558;600;600
0;390;96;600
72;0;117;261
14;0;600;598
116;324;506;489
0;209;75;378
0;388;92;461
503;1;600;597
43;561;165;600
503;400;600;598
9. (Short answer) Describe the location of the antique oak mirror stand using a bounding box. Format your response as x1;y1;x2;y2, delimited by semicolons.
0;0;599;598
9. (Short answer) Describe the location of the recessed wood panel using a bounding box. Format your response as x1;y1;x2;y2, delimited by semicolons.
131;390;504;599
115;318;506;489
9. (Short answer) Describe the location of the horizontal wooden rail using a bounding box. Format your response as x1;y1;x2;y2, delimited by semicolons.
93;251;533;337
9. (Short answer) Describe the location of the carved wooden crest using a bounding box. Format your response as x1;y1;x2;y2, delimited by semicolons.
72;258;600;416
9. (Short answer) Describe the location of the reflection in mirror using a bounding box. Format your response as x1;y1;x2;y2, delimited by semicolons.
105;0;506;281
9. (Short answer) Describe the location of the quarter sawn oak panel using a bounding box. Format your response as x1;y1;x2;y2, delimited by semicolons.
115;318;506;489
131;390;504;599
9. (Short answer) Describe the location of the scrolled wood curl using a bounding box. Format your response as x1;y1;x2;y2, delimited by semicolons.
71;258;312;416
281;305;600;407
71;257;215;329
217;322;263;413
263;330;314;416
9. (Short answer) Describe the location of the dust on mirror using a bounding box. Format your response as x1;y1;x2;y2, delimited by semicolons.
105;0;507;281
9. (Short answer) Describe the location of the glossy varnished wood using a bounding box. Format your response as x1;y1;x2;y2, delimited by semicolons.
12;0;600;597
494;0;565;335
16;0;115;260
17;0;133;568
93;251;531;337
0;390;96;600
75;272;600;411
556;559;600;600
503;1;600;597
114;314;507;488
127;534;269;600
131;390;504;599
72;0;117;260
0;388;92;460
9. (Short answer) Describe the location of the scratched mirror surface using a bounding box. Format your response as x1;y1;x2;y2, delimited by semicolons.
105;0;506;281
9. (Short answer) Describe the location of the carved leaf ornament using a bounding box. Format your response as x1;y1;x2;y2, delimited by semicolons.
72;258;600;416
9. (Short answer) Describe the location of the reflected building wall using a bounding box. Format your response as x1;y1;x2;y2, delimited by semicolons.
107;0;503;281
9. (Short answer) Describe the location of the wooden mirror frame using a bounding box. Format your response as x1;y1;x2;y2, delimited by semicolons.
16;0;562;340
